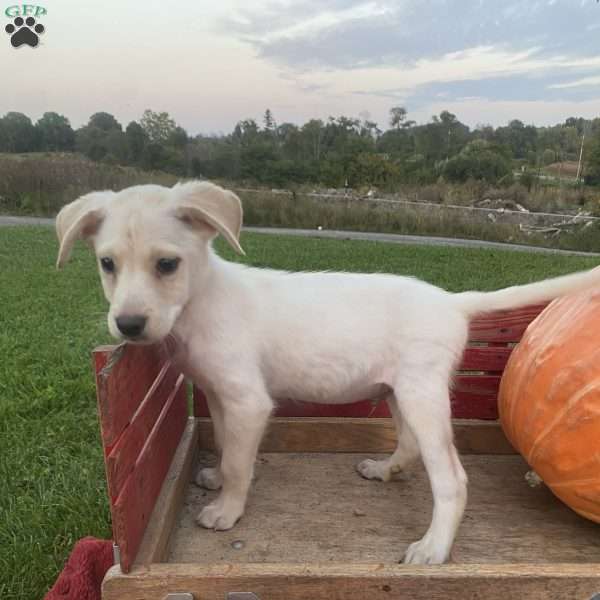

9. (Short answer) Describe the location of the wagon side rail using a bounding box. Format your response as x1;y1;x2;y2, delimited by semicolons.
93;343;188;573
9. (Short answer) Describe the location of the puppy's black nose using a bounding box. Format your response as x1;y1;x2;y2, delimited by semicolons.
116;315;147;338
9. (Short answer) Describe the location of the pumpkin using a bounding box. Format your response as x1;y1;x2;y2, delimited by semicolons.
498;289;600;523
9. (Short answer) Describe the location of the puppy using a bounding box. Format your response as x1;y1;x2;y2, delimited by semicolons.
56;181;600;564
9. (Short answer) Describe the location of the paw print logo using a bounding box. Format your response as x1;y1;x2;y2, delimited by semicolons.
5;16;45;48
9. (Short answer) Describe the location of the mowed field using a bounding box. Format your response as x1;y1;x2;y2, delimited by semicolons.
0;226;597;599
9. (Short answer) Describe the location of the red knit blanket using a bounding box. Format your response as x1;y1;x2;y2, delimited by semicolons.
44;537;113;600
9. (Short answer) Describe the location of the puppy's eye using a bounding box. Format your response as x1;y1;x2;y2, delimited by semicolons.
100;257;115;273
156;257;180;275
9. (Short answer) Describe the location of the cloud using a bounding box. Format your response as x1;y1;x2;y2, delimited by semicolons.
549;75;600;89
220;0;600;108
225;0;600;68
288;45;600;100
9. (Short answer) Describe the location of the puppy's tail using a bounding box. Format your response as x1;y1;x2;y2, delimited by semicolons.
452;266;600;317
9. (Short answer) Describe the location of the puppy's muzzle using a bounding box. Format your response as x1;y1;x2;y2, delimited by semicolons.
115;314;147;339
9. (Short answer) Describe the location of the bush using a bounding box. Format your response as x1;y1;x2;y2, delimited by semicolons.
0;153;177;215
443;140;512;184
519;170;538;192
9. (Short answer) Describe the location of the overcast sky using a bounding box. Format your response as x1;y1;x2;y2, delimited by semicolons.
2;0;600;134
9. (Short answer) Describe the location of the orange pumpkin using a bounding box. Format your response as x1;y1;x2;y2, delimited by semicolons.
498;289;600;523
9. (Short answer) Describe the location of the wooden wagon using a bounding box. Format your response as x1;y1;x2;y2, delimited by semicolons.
94;303;600;600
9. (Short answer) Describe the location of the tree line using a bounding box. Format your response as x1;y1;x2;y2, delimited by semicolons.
1;107;599;188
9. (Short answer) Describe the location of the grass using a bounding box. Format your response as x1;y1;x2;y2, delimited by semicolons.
0;226;598;600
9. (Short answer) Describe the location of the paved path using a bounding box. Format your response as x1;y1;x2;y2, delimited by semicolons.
245;227;600;257
1;216;597;257
0;215;54;226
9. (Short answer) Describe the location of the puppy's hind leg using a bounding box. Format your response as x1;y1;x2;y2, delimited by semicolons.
356;394;419;481
195;392;224;491
394;372;467;565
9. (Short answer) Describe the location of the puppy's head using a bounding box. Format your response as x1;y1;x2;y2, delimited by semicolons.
56;181;244;343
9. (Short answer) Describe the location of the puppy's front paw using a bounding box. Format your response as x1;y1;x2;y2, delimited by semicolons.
403;535;449;565
196;500;243;531
195;466;223;490
356;458;391;482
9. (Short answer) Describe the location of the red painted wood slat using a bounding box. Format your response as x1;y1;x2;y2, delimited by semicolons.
105;362;180;502
461;346;512;372
468;303;548;343
193;374;501;420
451;375;501;419
274;399;387;418
191;305;548;420
112;374;188;573
94;344;165;450
193;386;208;418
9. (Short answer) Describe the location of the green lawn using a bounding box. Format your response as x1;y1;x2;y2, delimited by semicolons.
0;226;597;600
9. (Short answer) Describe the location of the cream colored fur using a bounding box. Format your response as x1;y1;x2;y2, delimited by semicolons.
56;181;600;564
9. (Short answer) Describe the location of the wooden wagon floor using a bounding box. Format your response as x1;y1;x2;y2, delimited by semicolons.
167;452;600;565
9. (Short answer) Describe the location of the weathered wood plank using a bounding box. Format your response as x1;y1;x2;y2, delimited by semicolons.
105;362;180;501
197;418;515;454
93;344;165;449
171;454;597;565
103;563;600;600
135;418;199;566
112;374;188;573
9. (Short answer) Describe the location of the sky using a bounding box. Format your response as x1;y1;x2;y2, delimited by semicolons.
1;0;600;135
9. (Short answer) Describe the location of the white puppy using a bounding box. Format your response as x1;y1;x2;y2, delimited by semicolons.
56;181;600;564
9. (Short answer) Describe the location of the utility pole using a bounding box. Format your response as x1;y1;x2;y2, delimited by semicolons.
576;131;585;183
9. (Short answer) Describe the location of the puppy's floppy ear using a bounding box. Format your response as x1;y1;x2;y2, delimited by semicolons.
56;191;112;268
174;181;245;255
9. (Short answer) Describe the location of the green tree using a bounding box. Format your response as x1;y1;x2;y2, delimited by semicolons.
278;122;302;161
124;121;148;164
361;119;381;140
168;126;188;149
140;109;177;143
0;112;39;152
36;112;75;151
76;113;123;161
389;106;413;129
301;119;324;161
88;112;122;132
348;152;401;188
584;128;600;185
377;127;414;159
542;148;555;166
104;129;128;163
75;125;109;161
519;169;538;191
141;142;169;171
263;109;276;132
414;112;469;165
565;116;586;135
234;119;260;144
443;139;511;184
495;119;537;159
526;150;537;166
